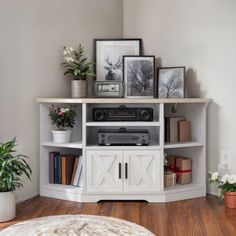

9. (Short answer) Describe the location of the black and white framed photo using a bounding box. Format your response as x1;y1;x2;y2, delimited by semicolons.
123;56;155;98
95;39;141;81
157;67;185;98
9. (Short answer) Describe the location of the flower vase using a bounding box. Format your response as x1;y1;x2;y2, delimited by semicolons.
52;130;72;143
224;192;236;208
71;80;87;98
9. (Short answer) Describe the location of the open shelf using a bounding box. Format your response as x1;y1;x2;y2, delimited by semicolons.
86;126;160;147
164;142;204;149
42;142;83;149
86;121;160;127
86;103;160;123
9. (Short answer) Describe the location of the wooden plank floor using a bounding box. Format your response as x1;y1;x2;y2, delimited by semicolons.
0;195;236;235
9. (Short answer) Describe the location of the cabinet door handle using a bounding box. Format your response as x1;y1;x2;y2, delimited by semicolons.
119;163;121;179
125;163;128;179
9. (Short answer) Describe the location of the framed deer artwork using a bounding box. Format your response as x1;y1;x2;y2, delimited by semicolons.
94;39;141;82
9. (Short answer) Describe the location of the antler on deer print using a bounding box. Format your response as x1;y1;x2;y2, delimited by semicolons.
104;56;113;66
114;57;122;69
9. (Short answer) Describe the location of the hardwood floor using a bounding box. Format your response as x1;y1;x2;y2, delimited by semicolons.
0;195;236;235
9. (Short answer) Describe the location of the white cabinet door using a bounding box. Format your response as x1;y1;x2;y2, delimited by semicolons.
86;150;123;192
123;150;161;192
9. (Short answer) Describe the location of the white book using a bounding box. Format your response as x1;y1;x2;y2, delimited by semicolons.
78;167;83;188
72;157;83;186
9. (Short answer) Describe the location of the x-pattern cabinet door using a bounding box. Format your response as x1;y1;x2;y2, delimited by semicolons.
123;150;161;192
86;150;123;192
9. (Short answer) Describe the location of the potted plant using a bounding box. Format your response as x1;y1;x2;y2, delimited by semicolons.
62;45;95;98
49;105;76;143
0;138;32;222
209;172;236;208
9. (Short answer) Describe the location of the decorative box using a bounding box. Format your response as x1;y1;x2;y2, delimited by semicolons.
167;156;192;185
164;171;176;187
178;120;191;142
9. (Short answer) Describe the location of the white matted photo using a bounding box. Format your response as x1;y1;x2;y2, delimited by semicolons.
123;56;155;98
95;39;141;81
157;67;185;98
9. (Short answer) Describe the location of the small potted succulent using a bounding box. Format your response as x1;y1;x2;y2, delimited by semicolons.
0;138;31;222
62;44;95;98
49;105;76;143
209;171;236;208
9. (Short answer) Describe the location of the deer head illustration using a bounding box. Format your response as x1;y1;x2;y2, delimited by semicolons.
104;56;122;81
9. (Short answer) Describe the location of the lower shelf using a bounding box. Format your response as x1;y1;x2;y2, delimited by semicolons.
42;184;82;193
164;183;203;193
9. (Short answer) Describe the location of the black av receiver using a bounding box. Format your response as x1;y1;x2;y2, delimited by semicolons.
93;106;153;121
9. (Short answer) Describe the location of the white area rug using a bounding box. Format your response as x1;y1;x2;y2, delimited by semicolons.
0;215;155;236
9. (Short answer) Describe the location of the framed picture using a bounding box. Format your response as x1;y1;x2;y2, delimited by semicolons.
94;39;141;81
157;67;185;98
123;56;155;98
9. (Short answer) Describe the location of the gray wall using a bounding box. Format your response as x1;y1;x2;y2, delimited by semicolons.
124;0;236;194
0;0;123;202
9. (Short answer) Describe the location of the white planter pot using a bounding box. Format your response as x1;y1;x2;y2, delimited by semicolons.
0;191;16;222
71;80;87;98
52;130;72;143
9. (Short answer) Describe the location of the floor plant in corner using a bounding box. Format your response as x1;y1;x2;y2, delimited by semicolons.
209;171;236;208
0;138;32;222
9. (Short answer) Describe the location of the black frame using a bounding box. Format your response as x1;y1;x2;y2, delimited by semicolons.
123;55;156;98
94;39;142;81
157;66;186;98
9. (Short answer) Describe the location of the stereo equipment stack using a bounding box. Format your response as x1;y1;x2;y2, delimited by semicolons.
93;106;153;121
98;128;150;146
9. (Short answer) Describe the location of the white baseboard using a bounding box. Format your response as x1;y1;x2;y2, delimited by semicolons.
207;190;218;197
16;192;39;204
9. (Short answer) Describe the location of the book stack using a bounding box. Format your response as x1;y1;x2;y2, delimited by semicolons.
49;152;83;187
165;117;191;143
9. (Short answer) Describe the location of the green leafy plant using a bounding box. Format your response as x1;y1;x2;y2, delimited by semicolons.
208;172;236;198
49;105;76;130
0;138;32;192
61;44;95;80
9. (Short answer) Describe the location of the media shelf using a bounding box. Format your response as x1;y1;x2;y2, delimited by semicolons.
37;98;210;203
85;140;160;150
85;121;161;127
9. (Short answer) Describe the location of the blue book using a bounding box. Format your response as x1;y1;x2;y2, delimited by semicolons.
57;155;62;184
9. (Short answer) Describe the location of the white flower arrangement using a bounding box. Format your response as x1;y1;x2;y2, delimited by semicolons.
61;44;95;80
209;171;236;198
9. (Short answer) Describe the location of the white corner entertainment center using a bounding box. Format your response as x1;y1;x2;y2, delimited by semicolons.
37;98;210;202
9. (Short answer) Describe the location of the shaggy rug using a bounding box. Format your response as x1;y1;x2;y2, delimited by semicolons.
0;215;155;236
